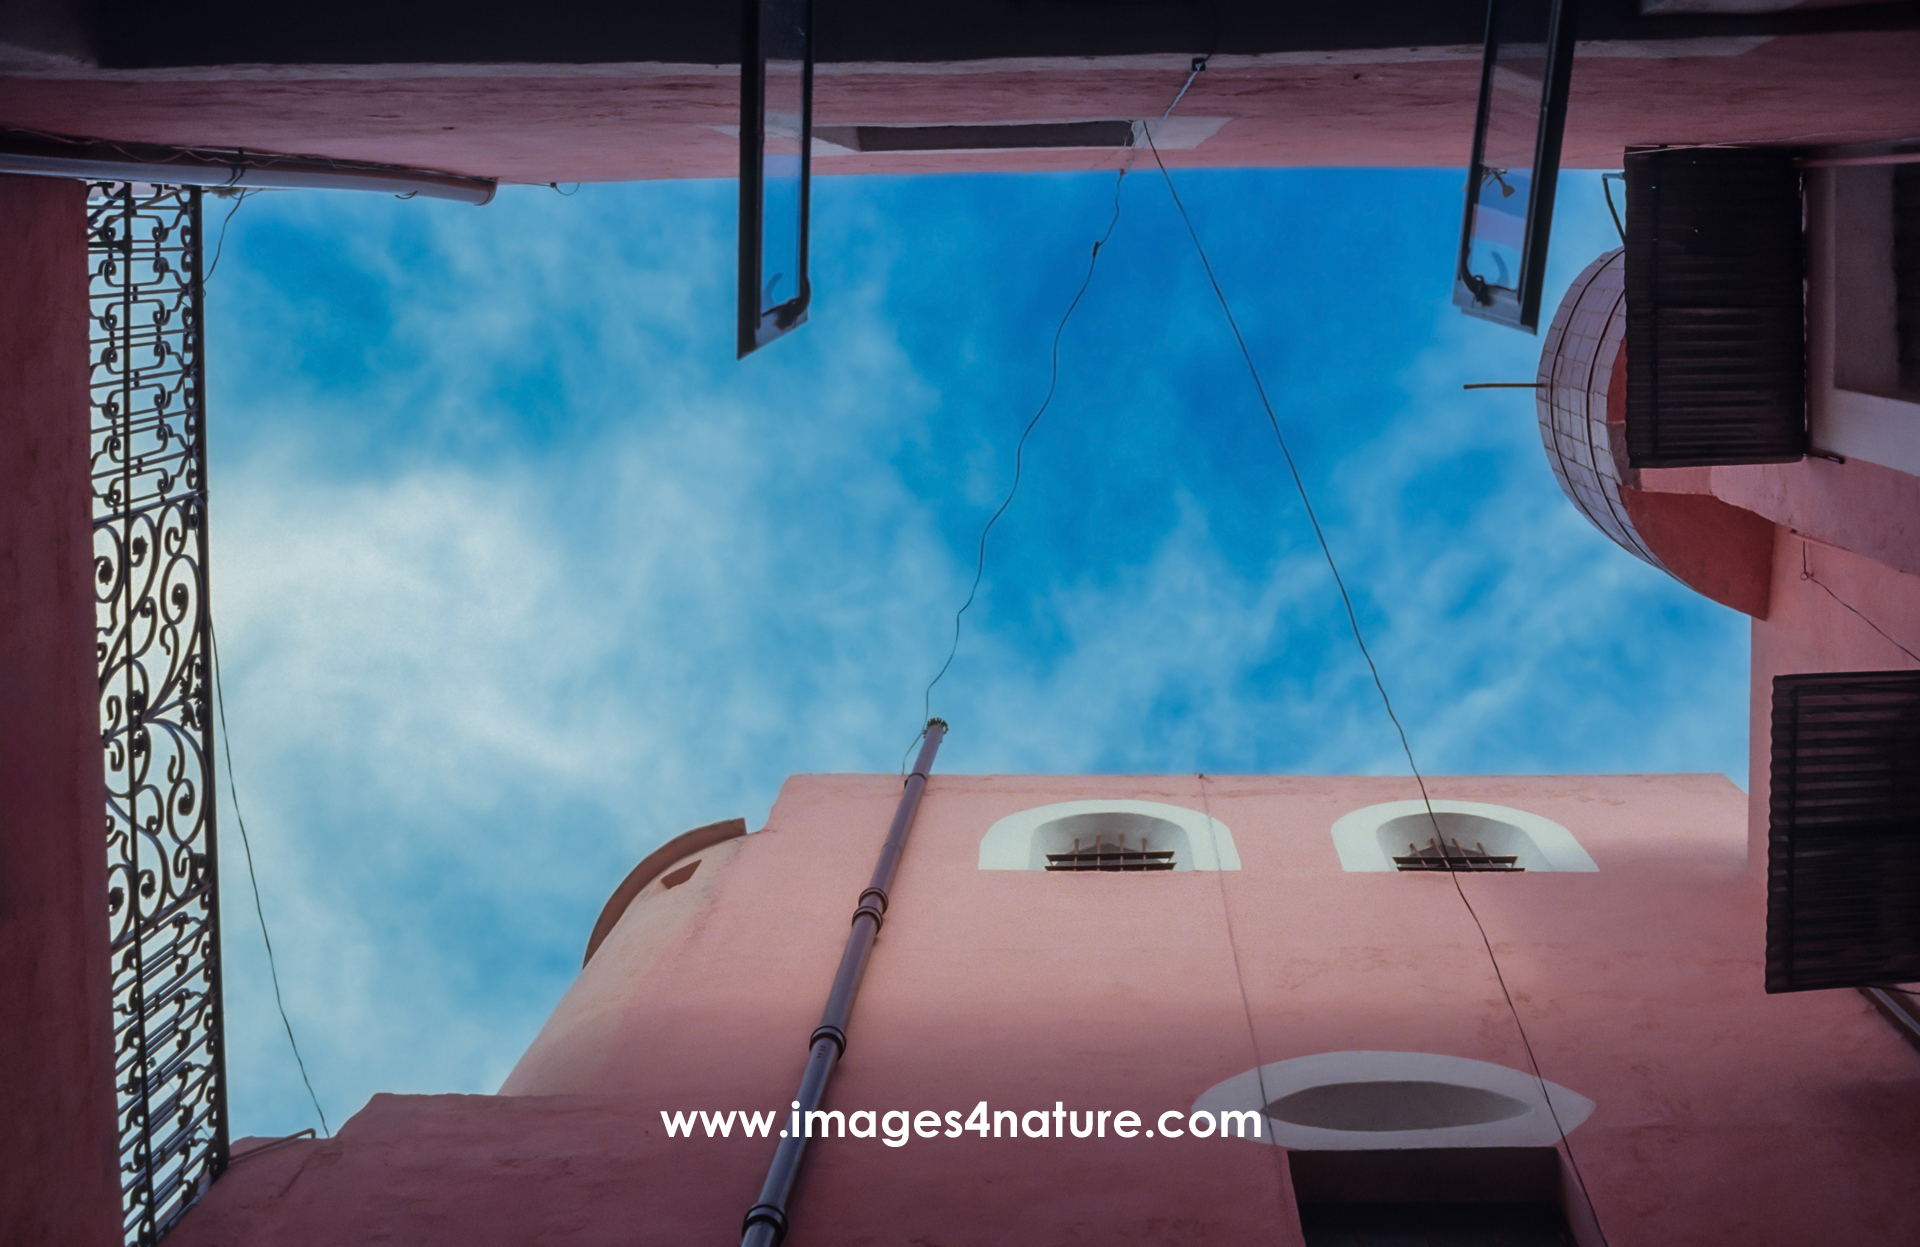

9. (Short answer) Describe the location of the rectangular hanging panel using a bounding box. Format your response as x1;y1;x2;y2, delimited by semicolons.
738;0;813;358
1767;671;1920;993
1452;0;1579;333
1624;148;1807;468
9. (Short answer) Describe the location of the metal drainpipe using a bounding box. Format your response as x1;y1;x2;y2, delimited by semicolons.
740;718;947;1247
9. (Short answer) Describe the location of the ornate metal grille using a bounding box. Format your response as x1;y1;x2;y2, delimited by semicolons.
1045;836;1176;872
89;181;229;1244
1392;837;1523;873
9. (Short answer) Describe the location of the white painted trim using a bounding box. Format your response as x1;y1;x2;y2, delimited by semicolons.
1191;1050;1595;1149
1805;164;1920;478
1331;800;1597;872
1130;117;1230;151
979;799;1240;872
1822;389;1920;478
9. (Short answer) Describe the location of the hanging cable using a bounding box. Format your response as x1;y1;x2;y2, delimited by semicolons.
204;188;256;283
916;170;1128;732
1802;542;1920;663
209;622;333;1138
1601;173;1626;245
1142;126;1431;823
1144;127;1611;1246
913;57;1216;757
1196;775;1293;1223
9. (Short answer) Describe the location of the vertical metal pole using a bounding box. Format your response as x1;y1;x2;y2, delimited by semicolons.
739;719;947;1247
188;185;233;1190
117;184;156;1243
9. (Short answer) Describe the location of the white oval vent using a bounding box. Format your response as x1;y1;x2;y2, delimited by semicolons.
1268;1080;1532;1132
1192;1051;1594;1149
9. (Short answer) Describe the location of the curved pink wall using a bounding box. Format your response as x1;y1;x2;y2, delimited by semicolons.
1539;264;1775;619
1617;486;1774;618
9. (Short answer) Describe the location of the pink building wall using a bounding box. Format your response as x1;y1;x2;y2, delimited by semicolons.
1536;234;1920;861
170;772;1919;1246
2;26;1913;1241
0;173;124;1247
1748;532;1920;862
2;31;1918;184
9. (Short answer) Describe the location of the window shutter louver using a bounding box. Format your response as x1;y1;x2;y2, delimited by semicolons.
1624;148;1808;468
1767;671;1920;993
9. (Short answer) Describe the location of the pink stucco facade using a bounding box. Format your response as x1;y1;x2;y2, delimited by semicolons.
1748;534;1920;857
3;13;1917;1241
1536;227;1920;861
168;771;1919;1246
3;31;1920;184
0;173;123;1247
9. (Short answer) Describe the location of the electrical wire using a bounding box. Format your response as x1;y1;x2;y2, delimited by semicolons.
912;57;1215;760
1601;173;1626;245
209;622;333;1138
1142;127;1430;824
1196;775;1292;1221
204;189;255;283
897;721;927;778
1161;54;1302;1243
1144;126;1612;1246
916;168;1129;732
228;1128;318;1164
1801;542;1920;664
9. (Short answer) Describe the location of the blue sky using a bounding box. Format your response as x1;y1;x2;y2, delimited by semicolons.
204;164;1749;1140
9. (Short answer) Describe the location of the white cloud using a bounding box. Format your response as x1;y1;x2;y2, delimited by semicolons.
204;173;1748;1140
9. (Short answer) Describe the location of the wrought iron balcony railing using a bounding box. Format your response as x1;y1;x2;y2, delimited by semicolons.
89;180;229;1245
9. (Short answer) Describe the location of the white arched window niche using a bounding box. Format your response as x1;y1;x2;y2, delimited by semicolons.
1192;1051;1595;1150
1331;800;1597;873
978;799;1241;872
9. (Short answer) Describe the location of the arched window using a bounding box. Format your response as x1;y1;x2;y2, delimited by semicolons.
1331;800;1596;873
978;800;1241;872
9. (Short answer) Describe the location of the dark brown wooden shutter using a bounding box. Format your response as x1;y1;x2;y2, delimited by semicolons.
1767;671;1920;993
1624;148;1807;468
